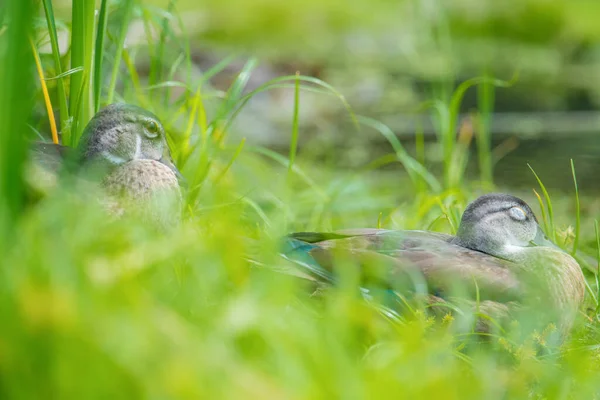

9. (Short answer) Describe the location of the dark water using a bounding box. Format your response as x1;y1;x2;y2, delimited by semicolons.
493;135;600;192
290;132;600;193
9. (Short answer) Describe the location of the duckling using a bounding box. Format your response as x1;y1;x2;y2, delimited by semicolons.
102;159;182;229
27;104;184;225
283;194;585;333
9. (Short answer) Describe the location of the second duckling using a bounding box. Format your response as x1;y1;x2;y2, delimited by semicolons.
283;194;585;334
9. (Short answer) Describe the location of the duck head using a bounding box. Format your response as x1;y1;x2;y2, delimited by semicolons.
77;103;183;183
452;193;559;262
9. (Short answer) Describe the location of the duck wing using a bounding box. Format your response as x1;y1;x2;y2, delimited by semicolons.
283;229;522;302
26;142;80;198
29;142;73;172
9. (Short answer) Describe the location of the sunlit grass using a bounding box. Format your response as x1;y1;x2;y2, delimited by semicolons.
3;0;600;398
30;37;58;144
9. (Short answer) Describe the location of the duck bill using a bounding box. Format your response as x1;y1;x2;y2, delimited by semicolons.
531;225;562;250
159;156;187;188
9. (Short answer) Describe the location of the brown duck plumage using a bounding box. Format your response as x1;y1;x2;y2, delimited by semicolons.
284;194;586;334
26;104;184;227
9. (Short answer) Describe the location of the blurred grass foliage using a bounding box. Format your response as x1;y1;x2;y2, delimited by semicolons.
2;0;600;398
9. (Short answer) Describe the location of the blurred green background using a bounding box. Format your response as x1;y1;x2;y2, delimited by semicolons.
3;0;600;398
45;0;600;190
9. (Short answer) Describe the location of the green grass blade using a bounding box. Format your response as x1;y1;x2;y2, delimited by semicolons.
149;0;176;87
248;146;327;201
528;164;555;241
200;54;237;83
150;54;235;103
45;67;84;81
435;197;457;234
93;0;109;113
472;278;481;333
532;189;549;235
239;196;272;227
218;58;258;119
213;138;246;185
444;73;517;188
68;0;83;144
288;72;300;179
31;37;59;144
476;73;495;185
107;0;135;105
122;48;147;107
69;0;96;145
180;84;203;158
72;71;90;147
0;0;34;233
357;115;441;193
223;75;358;134
570;159;580;256
172;5;193;84
41;0;69;134
28;124;46;141
141;8;155;64
414;119;426;193
594;220;600;311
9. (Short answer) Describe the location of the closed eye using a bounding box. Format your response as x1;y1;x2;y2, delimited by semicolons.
508;206;527;221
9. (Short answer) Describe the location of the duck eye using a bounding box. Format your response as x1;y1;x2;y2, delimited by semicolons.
509;207;527;221
144;120;160;138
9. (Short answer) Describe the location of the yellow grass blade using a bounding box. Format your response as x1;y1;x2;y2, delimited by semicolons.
30;37;58;144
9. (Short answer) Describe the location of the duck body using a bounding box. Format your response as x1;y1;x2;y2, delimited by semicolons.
283;194;586;333
102;159;181;229
285;228;522;302
26;104;184;226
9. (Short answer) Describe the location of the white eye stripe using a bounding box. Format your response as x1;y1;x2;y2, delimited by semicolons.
509;206;527;221
134;134;142;159
101;151;127;165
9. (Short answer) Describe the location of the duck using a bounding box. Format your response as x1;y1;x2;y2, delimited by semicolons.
282;193;586;334
26;103;184;226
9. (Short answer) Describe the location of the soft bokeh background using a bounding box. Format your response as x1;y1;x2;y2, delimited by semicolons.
45;0;600;191
3;0;600;398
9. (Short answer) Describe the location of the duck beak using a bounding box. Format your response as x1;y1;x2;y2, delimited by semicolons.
159;156;187;188
529;225;562;250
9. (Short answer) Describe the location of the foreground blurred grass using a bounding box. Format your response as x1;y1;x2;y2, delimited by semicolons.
3;1;600;398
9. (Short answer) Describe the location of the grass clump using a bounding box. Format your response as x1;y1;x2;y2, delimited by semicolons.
2;1;600;399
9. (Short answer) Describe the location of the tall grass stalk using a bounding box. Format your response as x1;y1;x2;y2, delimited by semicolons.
427;74;515;190
10;1;600;397
67;0;83;144
0;0;33;235
528;164;556;241
570;159;580;256
288;72;301;179
213;138;246;184
41;0;69;134
249;146;327;200
358;116;441;193
222;74;358;134
93;0;109;113
532;189;549;235
106;0;134;105
150;0;176;89
69;0;96;145
122;49;147;107
444;76;513;188
30;38;58;144
181;85;202;158
595;220;600;314
414;120;426;193
476;74;494;184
